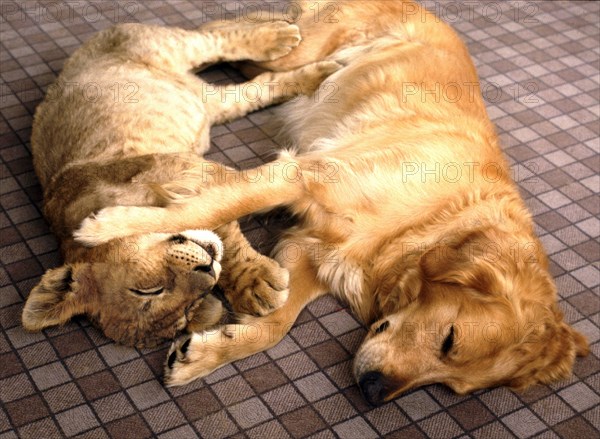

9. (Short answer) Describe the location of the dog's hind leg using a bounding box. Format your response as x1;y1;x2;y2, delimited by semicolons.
164;246;327;386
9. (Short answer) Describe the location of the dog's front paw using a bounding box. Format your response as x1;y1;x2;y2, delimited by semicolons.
226;256;290;317
164;328;234;386
253;21;301;61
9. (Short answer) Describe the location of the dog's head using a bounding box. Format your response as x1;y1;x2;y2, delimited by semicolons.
22;230;224;348
355;227;589;405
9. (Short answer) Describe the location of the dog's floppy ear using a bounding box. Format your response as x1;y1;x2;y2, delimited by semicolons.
507;304;589;390
419;229;497;292
22;264;95;331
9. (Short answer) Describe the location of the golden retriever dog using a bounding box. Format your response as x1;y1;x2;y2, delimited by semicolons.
75;1;589;403
23;20;339;348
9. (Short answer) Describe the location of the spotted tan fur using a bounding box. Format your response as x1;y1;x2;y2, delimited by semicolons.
23;21;338;348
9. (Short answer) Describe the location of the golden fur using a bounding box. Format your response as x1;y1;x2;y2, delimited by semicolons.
75;1;588;402
24;21;339;348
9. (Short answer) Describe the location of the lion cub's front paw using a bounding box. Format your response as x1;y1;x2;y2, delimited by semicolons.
251;21;301;61
293;60;343;95
226;255;290;317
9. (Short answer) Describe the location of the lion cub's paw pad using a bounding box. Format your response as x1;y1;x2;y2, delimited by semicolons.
295;60;343;93
257;21;301;61
231;260;290;317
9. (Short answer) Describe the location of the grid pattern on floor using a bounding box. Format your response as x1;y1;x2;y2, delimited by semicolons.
1;1;599;438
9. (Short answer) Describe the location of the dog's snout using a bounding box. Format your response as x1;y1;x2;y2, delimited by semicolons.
358;371;388;406
194;262;216;279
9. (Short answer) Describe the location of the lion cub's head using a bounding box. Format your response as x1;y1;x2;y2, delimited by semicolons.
22;230;224;348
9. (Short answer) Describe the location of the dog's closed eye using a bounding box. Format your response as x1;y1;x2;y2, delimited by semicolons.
375;320;390;334
441;325;454;355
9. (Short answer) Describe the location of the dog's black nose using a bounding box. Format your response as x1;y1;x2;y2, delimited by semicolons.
358;371;387;406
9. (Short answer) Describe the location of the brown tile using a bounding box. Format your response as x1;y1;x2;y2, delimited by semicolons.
507;144;538;161
193;409;239;439
227;397;273;429
281;406;326;438
17;418;62;439
553;415;598;439
113;358;154;388
518;384;554;404
385;425;426;439
573;353;600;380
246;419;290;439
43;382;84;413
541;168;575;187
0;303;22;329
535;211;571;233
448;398;494;431
141;401;186;434
290;320;331;348
211;375;255;405
0;351;23;378
568;291;600;317
176;387;221;421
5;257;43;282
243;362;288;394
56;405;99;436
262;384;306;416
78;370;120;401
0;227;23;246
92;393;136;424
366;403;410;436
313;394;356;424
5;157;34;175
306;340;350;368
29;360;71;390
143;348;169;376
127;381;170;411
0;373;36;403
471;421;515;439
65;350;106;378
578;195;600;216
235;127;268;144
277;352;318;380
106;414;152;439
295;372;337;402
5;394;49;427
342;387;372;414
337;328;368;353
325;360;355;390
51;331;92;357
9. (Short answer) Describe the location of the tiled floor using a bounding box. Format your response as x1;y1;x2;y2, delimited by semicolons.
1;1;599;438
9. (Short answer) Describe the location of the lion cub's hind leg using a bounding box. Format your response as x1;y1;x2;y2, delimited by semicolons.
95;21;302;75
214;222;289;317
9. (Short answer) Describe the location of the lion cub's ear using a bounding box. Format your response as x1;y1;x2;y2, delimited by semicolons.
22;264;94;331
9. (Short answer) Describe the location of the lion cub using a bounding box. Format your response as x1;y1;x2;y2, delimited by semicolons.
22;21;338;347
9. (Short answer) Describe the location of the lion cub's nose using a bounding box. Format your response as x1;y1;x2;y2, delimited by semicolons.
194;262;216;279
